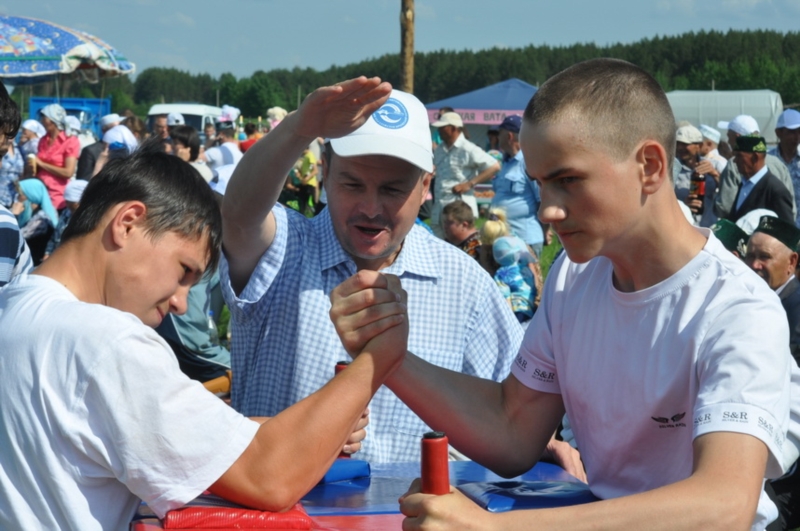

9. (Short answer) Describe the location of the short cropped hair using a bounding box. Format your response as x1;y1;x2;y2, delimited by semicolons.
244;122;257;135
61;141;222;272
170;125;201;161
524;58;676;168
0;83;21;139
442;200;475;227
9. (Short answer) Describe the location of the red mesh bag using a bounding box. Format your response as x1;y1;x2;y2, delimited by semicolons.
162;503;312;529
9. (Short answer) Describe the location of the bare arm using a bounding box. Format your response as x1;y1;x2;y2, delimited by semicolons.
35;156;77;179
210;271;407;511
452;162;500;195
221;77;391;294
400;431;769;531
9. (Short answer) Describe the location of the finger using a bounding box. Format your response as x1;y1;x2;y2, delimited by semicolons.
332;270;390;299
341;311;405;352
332;286;401;320
383;274;407;306
399;478;423;503
342;441;361;455
354;415;369;431
346;427;366;445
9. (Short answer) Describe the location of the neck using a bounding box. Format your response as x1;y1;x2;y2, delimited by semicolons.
504;144;519;158
605;197;707;293
33;238;105;305
445;132;460;148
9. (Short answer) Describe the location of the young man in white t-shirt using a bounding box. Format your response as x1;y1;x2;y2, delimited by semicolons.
330;59;794;530
0;136;407;529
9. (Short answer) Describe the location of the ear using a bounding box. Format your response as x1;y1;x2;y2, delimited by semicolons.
419;172;432;206
108;201;148;248
790;252;799;271
637;140;669;196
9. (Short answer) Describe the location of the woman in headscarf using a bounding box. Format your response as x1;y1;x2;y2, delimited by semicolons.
28;104;81;211
11;178;59;265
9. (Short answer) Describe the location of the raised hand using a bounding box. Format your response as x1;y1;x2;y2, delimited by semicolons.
293;77;392;141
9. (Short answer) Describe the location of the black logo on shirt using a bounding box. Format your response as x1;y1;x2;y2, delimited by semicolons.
651;412;686;428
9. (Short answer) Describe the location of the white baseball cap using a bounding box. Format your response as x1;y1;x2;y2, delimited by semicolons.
676;124;703;144
717;115;759;136
167;112;185;126
431;111;464;129
777;109;800;130
699;124;721;144
330;89;434;173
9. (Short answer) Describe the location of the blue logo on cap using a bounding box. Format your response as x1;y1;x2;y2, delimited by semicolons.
373;98;408;129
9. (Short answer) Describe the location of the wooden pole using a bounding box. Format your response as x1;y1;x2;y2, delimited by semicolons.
400;0;414;94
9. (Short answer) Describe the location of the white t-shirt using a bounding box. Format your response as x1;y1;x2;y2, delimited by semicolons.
512;229;792;530
205;141;243;171
0;275;259;531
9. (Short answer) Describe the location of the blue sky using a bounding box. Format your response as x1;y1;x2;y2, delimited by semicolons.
6;0;800;79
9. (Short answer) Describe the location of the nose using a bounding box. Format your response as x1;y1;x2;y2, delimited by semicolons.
169;285;191;316
357;190;384;219
537;186;567;225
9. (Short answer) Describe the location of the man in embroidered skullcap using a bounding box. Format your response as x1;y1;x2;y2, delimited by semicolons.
726;135;794;224
711;219;749;258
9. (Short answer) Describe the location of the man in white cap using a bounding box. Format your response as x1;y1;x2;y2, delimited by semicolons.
768;109;800;226
715;114;795;221
220;78;565;467
698;124;727;174
429;111;500;239
77;114;123;180
675;124;717;227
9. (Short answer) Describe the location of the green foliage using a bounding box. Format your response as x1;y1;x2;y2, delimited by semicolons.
49;29;800;118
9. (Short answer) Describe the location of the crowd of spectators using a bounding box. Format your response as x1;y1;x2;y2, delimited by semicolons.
2;59;800;531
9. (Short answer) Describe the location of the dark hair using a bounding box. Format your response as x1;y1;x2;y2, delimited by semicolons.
442;200;475;226
123;116;147;140
244;122;257;135
0;83;21;139
524;58;676;169
217;125;235;139
170;125;201;161
62;141;222;272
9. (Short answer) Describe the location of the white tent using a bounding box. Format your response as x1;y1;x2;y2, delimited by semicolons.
666;89;783;145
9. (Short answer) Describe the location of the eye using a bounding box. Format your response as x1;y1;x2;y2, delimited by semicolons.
559;176;578;185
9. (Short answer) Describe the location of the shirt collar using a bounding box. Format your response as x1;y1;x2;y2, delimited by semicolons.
503;150;524;164
743;165;769;185
315;208;442;280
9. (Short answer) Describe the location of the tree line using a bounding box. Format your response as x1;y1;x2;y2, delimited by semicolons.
16;29;800;118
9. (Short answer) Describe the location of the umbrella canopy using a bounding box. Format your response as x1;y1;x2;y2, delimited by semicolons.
425;78;537;125
0;15;135;85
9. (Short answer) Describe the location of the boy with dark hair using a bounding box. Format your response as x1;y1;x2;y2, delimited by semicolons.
332;58;793;530
0;141;404;529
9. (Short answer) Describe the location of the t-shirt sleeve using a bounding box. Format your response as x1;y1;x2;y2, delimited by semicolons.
65;136;81;159
510;253;565;394
693;295;792;479
468;142;499;172
78;326;259;517
219;204;289;325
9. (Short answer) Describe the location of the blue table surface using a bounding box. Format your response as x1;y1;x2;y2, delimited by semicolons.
301;460;586;516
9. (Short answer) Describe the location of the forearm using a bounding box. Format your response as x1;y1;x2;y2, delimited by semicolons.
471;163;500;186
386;352;560;476
223;112;315;239
492;473;757;531
36;158;74;179
213;347;399;510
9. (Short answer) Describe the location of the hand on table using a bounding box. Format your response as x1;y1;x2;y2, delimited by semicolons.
342;408;369;456
542;437;587;483
399;478;493;531
292;76;392;141
329;270;408;366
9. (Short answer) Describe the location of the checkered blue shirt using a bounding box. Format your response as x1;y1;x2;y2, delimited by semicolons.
220;204;523;463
